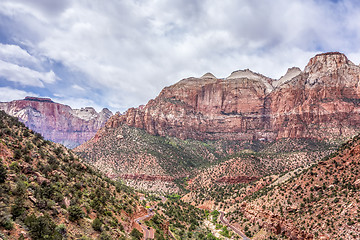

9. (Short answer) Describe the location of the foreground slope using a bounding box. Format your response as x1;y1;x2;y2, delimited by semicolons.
224;134;360;239
0;110;141;239
0;97;112;148
0;110;219;240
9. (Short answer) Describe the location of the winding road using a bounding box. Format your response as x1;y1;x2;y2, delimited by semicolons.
219;211;251;240
134;210;155;239
134;195;169;239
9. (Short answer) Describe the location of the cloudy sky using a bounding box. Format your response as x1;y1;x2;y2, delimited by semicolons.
1;0;360;112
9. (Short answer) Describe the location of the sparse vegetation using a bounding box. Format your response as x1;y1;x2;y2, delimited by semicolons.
0;110;139;239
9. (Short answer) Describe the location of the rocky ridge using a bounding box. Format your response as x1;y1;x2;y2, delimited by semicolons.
0;97;112;148
75;52;352;188
104;52;360;142
75;122;335;193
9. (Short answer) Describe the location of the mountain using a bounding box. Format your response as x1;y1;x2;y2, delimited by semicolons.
75;52;359;190
0;97;112;148
105;52;360;142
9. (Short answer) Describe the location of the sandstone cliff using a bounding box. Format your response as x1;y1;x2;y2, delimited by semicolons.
103;52;360;142
0;97;112;148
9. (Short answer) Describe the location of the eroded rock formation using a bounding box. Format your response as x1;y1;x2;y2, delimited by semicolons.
103;52;360;142
0;97;112;148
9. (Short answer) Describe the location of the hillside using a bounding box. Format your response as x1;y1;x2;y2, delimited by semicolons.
0;110;143;239
215;134;360;239
75;124;335;192
0;97;112;148
0;110;227;240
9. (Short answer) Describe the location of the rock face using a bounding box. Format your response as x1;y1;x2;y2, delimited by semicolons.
0;97;112;148
104;52;360;142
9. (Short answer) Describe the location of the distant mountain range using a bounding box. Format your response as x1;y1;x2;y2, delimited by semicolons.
0;96;112;148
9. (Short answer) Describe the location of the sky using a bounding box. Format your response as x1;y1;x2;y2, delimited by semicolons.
1;0;360;112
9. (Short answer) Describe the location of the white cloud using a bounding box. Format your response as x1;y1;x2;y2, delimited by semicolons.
0;87;37;102
51;96;104;112
0;43;41;68
1;0;360;111
72;84;85;92
0;60;57;87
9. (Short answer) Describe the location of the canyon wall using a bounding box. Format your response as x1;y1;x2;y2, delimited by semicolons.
104;52;360;142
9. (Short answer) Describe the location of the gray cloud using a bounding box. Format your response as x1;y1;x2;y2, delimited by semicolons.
0;0;360;111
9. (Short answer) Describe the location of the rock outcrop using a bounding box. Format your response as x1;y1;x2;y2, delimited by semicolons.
0;97;112;148
103;52;360;142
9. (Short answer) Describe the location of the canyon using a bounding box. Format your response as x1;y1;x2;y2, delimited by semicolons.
3;52;360;239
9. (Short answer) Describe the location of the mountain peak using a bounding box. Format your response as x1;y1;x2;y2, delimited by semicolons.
226;69;260;80
200;72;217;79
273;67;302;88
304;52;352;74
24;96;53;103
0;98;112;148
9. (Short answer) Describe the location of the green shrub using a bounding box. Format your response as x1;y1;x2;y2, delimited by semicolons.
98;232;112;240
9;161;19;172
24;155;31;163
130;228;143;240
13;149;22;159
14;180;26;196
68;205;84;222
24;213;62;240
0;217;13;230
55;223;67;236
0;160;7;183
11;198;25;220
92;218;102;232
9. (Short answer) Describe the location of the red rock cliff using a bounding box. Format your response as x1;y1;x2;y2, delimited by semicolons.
104;52;360;142
0;97;112;148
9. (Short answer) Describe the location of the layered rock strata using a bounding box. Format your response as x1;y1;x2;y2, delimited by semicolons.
0;97;112;148
104;52;360;142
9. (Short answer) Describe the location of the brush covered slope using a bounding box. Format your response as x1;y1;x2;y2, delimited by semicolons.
0;97;112;148
215;134;360;239
75;124;335;192
0;110;143;239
